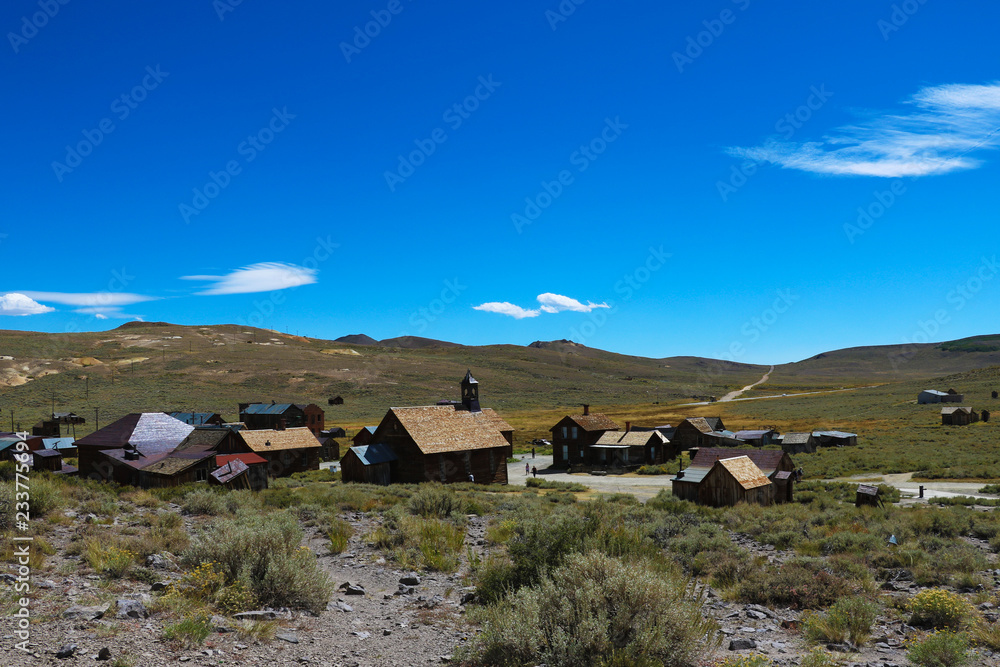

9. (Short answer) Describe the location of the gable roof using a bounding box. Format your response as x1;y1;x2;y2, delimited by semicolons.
75;413;194;455
139;452;214;476
241;403;297;415
173;427;238;454
704;417;725;430
812;430;858;438
594;430;668;448
348;443;398;466
388;406;511;454
240;427;321;452
716;456;771;490
940;407;975;415
681;417;716;434
782;432;814;445
552;413;619;432
734;429;776;439
690;448;791;475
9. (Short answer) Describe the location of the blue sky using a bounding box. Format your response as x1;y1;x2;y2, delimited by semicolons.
2;0;998;365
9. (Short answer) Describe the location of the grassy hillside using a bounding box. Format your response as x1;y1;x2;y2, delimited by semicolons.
0;322;765;437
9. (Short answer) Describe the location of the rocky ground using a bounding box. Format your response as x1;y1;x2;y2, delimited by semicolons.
6;496;1000;666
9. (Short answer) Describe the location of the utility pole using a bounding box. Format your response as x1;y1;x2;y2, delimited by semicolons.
51;391;55;419
95;407;99;432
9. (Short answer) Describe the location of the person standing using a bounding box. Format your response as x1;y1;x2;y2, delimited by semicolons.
525;462;530;475
531;466;537;478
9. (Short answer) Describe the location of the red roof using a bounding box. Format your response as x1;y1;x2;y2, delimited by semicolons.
216;453;267;466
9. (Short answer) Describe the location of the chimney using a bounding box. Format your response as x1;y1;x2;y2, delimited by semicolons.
582;404;590;416
625;421;631;433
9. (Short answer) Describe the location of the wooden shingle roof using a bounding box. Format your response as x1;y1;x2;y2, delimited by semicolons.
389;406;511;454
568;413;620;431
691;448;790;475
240;427;321;452
594;430;668;447
717;456;771;490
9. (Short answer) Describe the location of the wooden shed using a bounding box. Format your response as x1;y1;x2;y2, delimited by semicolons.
812;430;858;447
695;456;773;507
780;432;816;454
341;443;398;485
856;484;884;508
686;447;797;503
671;417;727;450
329;396;344;405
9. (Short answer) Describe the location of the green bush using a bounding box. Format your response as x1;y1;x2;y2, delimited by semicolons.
181;489;228;516
327;517;353;554
804;596;880;646
162;613;213;647
458;552;715;667
736;559;853;609
525;477;587;492
183;511;333;613
907;630;970;667
636;464;671;475
408;484;464;518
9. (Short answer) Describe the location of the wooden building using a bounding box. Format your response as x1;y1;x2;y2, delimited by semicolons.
0;433;44;463
812;430;858;446
210;453;269;491
856;483;884;508
238;427;321;477
239;402;326;437
352;426;377;449
588;429;673;468
53;412;86;425
671;417;727;450
74;413;195;482
733;429;779;447
341;443;398;485
919;389;963;404
550;405;619;467
941;407;980;426
328;396;344;405
686;456;774;507
673;448;797;504
780;432;816;454
32;419;61;437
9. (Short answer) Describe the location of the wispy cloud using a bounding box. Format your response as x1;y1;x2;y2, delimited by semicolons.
182;262;317;295
474;293;610;319
19;291;157;307
0;293;56;316
730;82;1000;177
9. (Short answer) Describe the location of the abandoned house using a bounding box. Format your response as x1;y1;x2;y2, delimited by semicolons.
941;406;980;426
779;432;816;454
341;442;398;485
675;447;798;503
733;429;779;447
673;455;774;507
239;402;326;437
239;427;322;477
670;417;727;449
550;405;619;467
919;389;964;404
588;427;673;469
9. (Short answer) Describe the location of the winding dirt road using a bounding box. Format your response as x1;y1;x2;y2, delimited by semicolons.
718;365;774;402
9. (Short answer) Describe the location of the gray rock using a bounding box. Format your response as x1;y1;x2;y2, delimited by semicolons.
234;610;279;620
277;633;299;644
400;574;421;586
150;581;170;592
212;615;234;633
460;592;475;605
115;598;149;619
335;601;353;613
395;585;415;596
62;604;109;621
746;610;768;620
383;629;392;636
352;631;371;640
826;642;854;652
728;638;757;651
746;604;775;618
339;581;366;595
55;644;77;659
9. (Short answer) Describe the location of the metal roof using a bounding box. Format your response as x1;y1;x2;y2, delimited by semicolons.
42;437;76;450
76;413;194;454
241;403;296;415
211;458;249;484
590;444;630;449
922;390;948;396
812;430;857;438
671;466;711;484
734;429;775;439
782;432;813;444
350;443;398;466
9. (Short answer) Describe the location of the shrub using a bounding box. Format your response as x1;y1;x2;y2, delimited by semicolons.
408;484;464;518
327;517;353;554
162;613;213;647
910;589;975;629
636;464;671;475
184;511;333;613
525;477;587;492
369;508;465;572
804;596;880;646
27;475;63;517
458;552;715;667
969;619;1000;651
736;560;853;609
181;489;229;516
907;630;970;667
85;541;136;579
798;648;839;667
711;657;772;667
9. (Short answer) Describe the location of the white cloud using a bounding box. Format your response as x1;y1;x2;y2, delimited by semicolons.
474;293;609;319
537;293;610;314
19;291;157;307
94;313;108;320
473;302;541;319
730;82;1000;177
182;262;317;295
0;293;55;316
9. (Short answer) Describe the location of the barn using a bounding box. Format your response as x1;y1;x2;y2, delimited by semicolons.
941;407;980;426
341;443;398;485
239;428;322;477
919;389;963;404
780;432;816;454
733;429;779;447
671;417;727;449
588;429;673;468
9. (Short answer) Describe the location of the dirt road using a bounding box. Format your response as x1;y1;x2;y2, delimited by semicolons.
718;365;774;402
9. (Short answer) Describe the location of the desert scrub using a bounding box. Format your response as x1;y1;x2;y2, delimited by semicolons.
458;551;716;667
907;630;970;667
798;647;840;667
181;489;230;516
85;541;136;579
369;507;465;571
910;589;975;629
162;613;213;647
408;484;464;518
709;656;772;667
327;517;353;553
525;477;587;492
969;618;1000;651
804;596;880;646
184;511;333;614
636;464;671;475
736;559;853;609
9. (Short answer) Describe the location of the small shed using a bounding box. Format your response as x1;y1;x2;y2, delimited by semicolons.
329;396;344;405
812;430;858;447
856;484;884;508
941;407;980;426
341;443;398;485
781;432;816;454
696;456;773;507
733;429;779;447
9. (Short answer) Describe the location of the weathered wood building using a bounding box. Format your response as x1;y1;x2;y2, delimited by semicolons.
856;483;884;508
779;432;816;454
239;402;326;437
673;448;797;504
341;443;398;485
941;407;980;426
239;427;322;477
352;426;377;449
588;429;673;468
919;389;963;404
812;430;858;446
733;429;779;447
670;417;727;450
550;405;619;467
679;455;774;507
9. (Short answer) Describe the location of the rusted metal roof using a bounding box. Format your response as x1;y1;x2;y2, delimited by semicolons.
76;413;193;454
349;443;398;466
857;484;880;496
216;453;267;466
389;406;511;454
240;427;321;452
211;458;249;484
717;456;771;490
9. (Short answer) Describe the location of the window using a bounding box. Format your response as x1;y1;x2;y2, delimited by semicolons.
562;444;568;461
561;426;568;439
571;426;578;439
195;468;208;482
283;452;292;466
